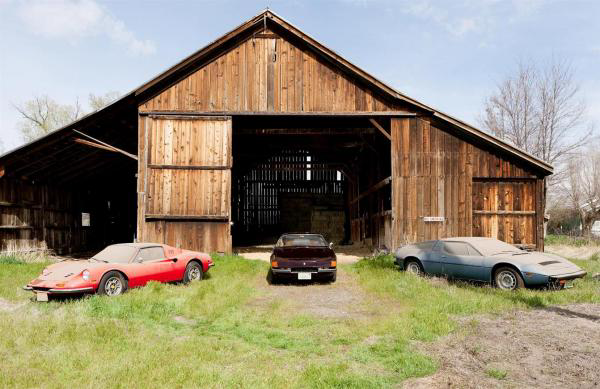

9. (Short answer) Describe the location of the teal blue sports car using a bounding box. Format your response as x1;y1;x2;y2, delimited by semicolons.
394;237;587;290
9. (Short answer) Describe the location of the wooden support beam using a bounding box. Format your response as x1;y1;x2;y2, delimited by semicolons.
145;214;229;221
73;129;138;160
369;118;391;141
141;110;415;117
0;225;34;230
350;176;391;204
74;138;120;153
473;210;536;215
148;164;231;170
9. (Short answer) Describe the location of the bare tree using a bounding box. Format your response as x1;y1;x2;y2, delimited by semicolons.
561;141;600;235
481;59;593;184
14;95;83;142
89;91;121;111
14;91;120;142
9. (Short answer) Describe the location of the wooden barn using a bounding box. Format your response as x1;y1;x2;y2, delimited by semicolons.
0;11;553;255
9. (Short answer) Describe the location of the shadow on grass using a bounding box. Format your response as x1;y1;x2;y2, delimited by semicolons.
543;306;600;322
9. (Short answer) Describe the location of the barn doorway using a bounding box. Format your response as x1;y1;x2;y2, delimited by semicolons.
231;114;392;248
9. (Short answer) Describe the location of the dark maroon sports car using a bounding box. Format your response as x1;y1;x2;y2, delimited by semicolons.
269;233;337;283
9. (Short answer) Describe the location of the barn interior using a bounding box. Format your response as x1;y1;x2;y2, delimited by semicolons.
231;114;395;248
0;96;139;254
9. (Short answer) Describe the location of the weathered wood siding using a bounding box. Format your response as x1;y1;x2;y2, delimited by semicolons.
0;178;87;254
472;180;537;245
391;117;545;250
138;115;232;253
139;32;399;113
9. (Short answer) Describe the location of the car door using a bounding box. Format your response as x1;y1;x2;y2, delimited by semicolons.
128;247;174;285
423;241;444;275
440;242;485;281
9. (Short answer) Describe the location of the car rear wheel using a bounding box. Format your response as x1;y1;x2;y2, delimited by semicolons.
494;267;524;291
183;262;203;284
405;259;424;276
98;271;127;297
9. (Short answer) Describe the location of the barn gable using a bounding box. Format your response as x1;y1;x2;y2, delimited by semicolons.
139;29;400;113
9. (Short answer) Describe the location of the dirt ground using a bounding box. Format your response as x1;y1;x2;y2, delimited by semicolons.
234;244;372;264
403;303;600;388
546;245;600;260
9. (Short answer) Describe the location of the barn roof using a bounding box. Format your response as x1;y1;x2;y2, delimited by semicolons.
0;9;553;180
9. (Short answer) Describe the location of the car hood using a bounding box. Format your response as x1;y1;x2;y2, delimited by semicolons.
494;252;582;275
38;261;102;281
272;246;335;259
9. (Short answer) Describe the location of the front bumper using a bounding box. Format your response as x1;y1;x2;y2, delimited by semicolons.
23;285;95;294
548;269;587;281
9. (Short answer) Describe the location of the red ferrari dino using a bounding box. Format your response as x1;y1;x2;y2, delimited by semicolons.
24;243;214;301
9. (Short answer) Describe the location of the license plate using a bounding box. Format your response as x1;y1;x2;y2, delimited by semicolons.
36;292;48;302
298;273;312;280
562;280;574;289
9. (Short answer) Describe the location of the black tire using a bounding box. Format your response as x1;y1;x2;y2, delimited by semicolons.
329;272;337;283
97;271;128;296
404;259;424;276
494;266;525;290
268;269;279;285
183;261;203;284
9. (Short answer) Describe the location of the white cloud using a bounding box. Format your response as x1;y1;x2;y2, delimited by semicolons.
18;0;156;56
404;0;481;37
401;0;546;38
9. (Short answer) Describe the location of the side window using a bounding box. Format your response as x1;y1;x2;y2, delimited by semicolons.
442;242;470;256
467;245;482;256
137;247;165;262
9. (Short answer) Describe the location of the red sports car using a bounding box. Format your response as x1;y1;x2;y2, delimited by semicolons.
24;243;214;301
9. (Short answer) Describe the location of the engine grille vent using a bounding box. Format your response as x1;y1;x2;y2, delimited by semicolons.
538;260;561;266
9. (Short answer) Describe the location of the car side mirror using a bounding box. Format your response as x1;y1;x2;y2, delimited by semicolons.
329;242;334;249
171;258;178;263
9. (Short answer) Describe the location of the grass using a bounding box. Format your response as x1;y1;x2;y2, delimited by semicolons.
545;234;600;247
0;252;599;388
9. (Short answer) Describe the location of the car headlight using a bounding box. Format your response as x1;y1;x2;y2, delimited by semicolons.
82;270;90;281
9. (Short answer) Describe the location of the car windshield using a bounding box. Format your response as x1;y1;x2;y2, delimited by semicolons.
276;234;328;247
91;245;137;263
472;239;523;256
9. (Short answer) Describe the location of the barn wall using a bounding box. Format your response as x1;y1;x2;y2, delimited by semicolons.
139;32;402;114
391;117;545;250
0;178;88;254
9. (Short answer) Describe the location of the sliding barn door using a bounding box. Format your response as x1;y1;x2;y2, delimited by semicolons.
141;115;232;253
471;179;536;246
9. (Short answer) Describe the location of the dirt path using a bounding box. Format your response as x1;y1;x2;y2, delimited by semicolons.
403;303;600;388
546;245;600;260
249;267;373;319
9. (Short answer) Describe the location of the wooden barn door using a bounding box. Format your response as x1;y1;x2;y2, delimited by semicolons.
471;179;536;246
143;115;232;253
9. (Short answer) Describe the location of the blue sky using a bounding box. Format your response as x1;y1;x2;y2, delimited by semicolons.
1;0;599;152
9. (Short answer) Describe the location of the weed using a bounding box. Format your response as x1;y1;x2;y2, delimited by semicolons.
486;368;508;380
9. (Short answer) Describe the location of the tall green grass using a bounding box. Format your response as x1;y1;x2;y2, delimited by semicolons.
545;234;600;247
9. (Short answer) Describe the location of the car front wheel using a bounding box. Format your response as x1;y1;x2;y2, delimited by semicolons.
494;267;524;290
98;271;127;296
